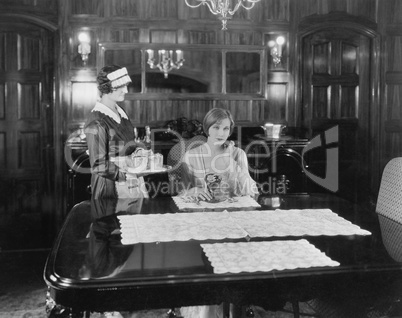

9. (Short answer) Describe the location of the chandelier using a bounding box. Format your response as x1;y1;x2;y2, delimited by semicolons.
184;0;261;30
146;49;184;79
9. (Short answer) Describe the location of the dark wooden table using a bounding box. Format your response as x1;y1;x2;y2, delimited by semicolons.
44;194;402;317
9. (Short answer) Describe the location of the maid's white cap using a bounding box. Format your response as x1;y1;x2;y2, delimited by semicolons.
106;67;132;88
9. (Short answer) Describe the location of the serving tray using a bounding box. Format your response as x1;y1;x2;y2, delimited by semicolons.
110;156;171;177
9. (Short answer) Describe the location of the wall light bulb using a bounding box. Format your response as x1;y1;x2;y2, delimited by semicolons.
78;32;90;43
276;36;285;45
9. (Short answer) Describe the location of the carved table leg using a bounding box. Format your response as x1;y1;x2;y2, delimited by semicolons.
45;286;86;318
245;305;255;317
166;308;183;318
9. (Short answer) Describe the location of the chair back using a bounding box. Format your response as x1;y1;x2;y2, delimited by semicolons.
378;215;402;262
167;135;207;194
376;157;402;223
67;151;92;211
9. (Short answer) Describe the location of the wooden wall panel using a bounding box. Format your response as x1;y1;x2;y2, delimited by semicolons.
104;49;141;71
313;42;330;74
172;100;192;119
70;82;98;125
387;0;402;23
3;32;18;70
109;0;140;17
297;0;323;19
153;99;175;124
387;35;402;72
146;100;176;123
122;99;142;125
266;83;288;122
19;131;41;168
189;100;213;120
150;30;177;43
0;0;57;22
384;133;402;159
312;86;329;118
227;101;253;122
224;30;262;46
322;0;348;13
341;43;357;74
346;0;377;22
340;85;358;118
2;0;55;9
123;99;217;126
110;28;140;43
263;0;290;21
0;132;4;167
0;32;4;71
71;0;103;16
186;30;217;44
179;1;211;20
383;27;402;167
251;100;265;123
230;2;262;22
19;34;40;71
0;84;4;119
386;84;402;121
19;84;40;119
14;179;41;212
161;100;190;121
142;0;178;19
297;0;377;21
126;99;209;127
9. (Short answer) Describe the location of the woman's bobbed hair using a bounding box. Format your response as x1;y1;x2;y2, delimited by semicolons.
97;64;123;96
203;108;235;136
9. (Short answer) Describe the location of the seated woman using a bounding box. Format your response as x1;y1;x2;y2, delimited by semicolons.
180;107;259;202
179;108;259;318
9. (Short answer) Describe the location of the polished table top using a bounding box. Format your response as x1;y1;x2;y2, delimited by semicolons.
44;193;402;313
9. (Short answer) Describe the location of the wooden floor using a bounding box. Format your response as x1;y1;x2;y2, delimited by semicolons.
0;249;49;317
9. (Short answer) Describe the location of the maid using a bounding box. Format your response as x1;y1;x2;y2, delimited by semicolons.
85;65;148;199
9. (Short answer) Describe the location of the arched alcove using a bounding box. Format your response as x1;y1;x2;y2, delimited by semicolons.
296;11;380;202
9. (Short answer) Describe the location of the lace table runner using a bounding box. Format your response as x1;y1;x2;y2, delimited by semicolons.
201;239;340;274
230;209;372;237
117;208;370;245
172;195;261;211
118;211;248;244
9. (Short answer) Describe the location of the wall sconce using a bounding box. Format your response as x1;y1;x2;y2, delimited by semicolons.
268;36;285;66
78;32;91;65
146;49;184;79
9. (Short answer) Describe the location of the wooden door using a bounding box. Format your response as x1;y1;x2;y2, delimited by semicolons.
301;28;372;202
0;22;54;250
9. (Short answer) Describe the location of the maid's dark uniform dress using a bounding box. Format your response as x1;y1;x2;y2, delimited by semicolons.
85;102;148;199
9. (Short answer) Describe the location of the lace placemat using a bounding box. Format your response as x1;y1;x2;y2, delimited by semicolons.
201;239;340;274
118;208;371;245
172;195;261;211
117;211;248;244
230;209;371;237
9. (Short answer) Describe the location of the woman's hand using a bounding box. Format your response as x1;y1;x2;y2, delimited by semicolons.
126;173;139;189
185;187;213;201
